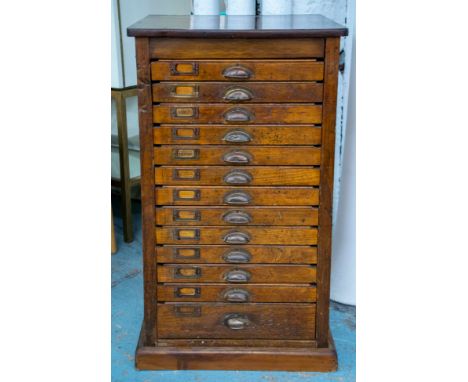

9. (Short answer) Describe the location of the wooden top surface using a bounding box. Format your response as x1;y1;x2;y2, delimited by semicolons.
127;15;348;38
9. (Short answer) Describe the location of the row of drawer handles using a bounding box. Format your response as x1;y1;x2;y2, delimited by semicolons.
168;62;277;333
167;62;299;332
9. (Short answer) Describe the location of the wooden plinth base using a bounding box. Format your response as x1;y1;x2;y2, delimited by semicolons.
135;326;337;372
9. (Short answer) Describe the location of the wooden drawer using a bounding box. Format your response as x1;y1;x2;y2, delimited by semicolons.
158;264;316;284
149;38;324;59
155;207;318;226
152;59;324;81
154;125;322;146
155;226;318;245
156;246;317;264
155;166;320;186
156;186;319;206
153;104;322;124
154;146;321;166
157;303;316;340
157;284;316;303
152;82;323;103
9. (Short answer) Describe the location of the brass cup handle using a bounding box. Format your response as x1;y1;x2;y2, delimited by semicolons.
223;150;252;164
223;211;252;224
223;108;253;123
223;87;253;102
224;314;250;330
222;130;252;143
222;66;252;79
223;289;250;303
223;249;252;263
224;170;252;185
224;269;251;283
223;231;251;244
223;191;252;205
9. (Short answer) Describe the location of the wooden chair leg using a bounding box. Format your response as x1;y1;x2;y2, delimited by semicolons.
111;209;117;254
114;90;133;242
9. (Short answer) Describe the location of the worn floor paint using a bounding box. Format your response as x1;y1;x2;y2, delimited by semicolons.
112;200;356;382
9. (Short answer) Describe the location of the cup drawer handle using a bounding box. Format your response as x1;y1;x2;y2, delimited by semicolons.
223;231;250;244
223;249;252;263
222;66;252;79
223;87;253;101
224;170;252;185
224;314;250;330
223;191;252;205
224;269;251;283
222;130;252;143
223;211;252;224
224;107;253;123
223;288;250;303
223;151;252;164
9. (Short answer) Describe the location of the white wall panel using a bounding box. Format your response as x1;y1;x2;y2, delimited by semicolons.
119;0;191;87
111;0;124;88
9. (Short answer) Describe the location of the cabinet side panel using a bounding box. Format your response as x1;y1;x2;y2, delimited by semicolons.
136;37;157;345
316;37;340;347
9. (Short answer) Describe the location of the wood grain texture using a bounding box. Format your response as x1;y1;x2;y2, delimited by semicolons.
157;284;316;303
154;145;321;166
156;245;317;264
153;125;322;146
136;343;337;371
153;104;323;124
157;303;316;340
157;264;316;283
151;60;324;81
155;226;318;245
155;206;318;226
316;37;340;347
156;338;318;348
149;38;324;59
135;37;157;345
155;166;321;186
152;82;323;103
128;14;348;39
155;186;320;206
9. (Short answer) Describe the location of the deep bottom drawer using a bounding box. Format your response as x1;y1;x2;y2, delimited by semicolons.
157;284;317;303
157;303;316;340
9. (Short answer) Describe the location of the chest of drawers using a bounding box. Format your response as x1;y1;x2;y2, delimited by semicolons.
128;14;347;372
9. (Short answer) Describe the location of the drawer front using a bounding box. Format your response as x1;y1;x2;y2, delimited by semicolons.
150;38;324;59
155;226;318;245
154;125;322;146
152;60;324;81
157;303;316;340
155;207;318;226
156;186;319;206
158;265;316;284
157;284;316;303
153;104;322;124
155;246;317;264
155;166;320;186
154;145;321;166
152;82;323;103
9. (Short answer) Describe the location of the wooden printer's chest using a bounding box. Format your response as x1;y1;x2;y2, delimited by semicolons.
128;14;348;372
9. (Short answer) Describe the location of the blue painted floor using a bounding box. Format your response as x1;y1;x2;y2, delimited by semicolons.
112;199;356;382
